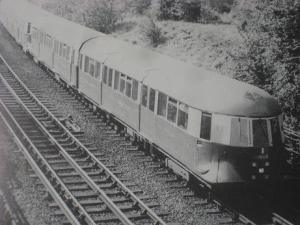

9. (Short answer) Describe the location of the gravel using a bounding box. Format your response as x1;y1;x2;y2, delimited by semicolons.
0;118;62;225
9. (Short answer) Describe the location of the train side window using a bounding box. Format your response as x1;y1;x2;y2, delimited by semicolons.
102;66;108;84
177;103;189;129
120;74;126;93
108;68;113;87
59;43;63;56
79;54;83;70
27;22;31;34
167;97;177;123
157;92;167;117
126;77;132;98
132;79;138;101
149;88;156;112
84;56;89;73
95;62;101;79
200;113;212;140
141;85;148;107
89;58;95;77
114;71;120;90
64;45;68;58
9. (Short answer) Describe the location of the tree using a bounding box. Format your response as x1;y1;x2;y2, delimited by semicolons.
141;17;166;47
233;0;300;129
83;0;119;34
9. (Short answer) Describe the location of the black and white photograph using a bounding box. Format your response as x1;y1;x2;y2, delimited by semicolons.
0;0;299;224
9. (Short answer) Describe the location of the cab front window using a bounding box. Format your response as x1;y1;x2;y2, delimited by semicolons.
252;119;270;147
230;117;249;146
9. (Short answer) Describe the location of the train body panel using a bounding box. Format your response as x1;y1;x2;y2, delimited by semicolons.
54;55;71;83
39;40;53;69
102;85;140;131
78;71;102;105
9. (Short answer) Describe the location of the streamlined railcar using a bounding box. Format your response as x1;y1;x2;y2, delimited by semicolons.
0;0;285;187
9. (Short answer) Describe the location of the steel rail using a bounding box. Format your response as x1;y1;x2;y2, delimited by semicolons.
0;54;167;224
0;62;134;225
0;99;84;225
272;213;294;225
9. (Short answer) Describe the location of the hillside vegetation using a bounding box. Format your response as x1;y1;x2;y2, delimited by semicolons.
29;0;300;129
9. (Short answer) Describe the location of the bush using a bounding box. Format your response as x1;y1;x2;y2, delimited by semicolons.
132;0;152;14
85;0;119;34
159;0;202;21
141;18;165;47
157;0;224;23
208;0;234;13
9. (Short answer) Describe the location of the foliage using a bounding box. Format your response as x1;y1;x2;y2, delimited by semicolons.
208;0;234;13
131;0;152;14
158;0;201;22
84;0;120;34
141;18;166;47
233;0;300;129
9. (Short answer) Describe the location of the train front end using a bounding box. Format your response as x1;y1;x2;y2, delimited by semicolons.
214;115;284;185
193;80;284;187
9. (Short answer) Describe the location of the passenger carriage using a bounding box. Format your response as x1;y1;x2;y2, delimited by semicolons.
79;35;284;185
0;0;285;186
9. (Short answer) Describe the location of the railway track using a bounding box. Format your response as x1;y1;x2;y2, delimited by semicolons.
0;53;296;225
0;25;298;225
0;55;167;225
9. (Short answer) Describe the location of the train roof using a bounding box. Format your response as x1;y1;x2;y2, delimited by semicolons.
81;37;281;117
3;0;281;118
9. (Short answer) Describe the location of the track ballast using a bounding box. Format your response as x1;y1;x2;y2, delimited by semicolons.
0;55;168;225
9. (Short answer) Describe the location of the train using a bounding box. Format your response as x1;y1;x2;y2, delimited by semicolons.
0;0;285;188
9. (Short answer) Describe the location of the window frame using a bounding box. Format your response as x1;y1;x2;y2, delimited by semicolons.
177;102;189;130
229;117;250;147
88;58;95;77
200;112;212;141
167;97;178;123
84;56;89;74
95;62;101;80
79;54;83;70
102;66;108;84
148;88;156;112
114;71;120;90
251;118;272;147
141;84;148;107
157;91;168;117
132;79;139;101
108;68;113;87
119;73;126;93
125;76;132;98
